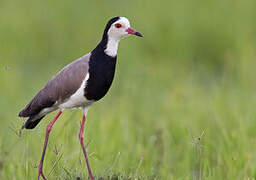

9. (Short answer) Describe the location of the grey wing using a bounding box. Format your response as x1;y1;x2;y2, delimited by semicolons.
19;53;90;117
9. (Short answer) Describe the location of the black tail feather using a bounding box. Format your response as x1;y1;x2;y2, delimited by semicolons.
22;115;45;129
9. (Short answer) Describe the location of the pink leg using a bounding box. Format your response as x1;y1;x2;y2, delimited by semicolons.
37;111;62;180
79;114;94;180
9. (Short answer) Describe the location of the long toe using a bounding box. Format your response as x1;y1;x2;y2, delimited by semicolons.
38;173;46;180
38;169;47;180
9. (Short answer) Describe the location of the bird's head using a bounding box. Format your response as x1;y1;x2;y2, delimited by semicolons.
103;16;143;41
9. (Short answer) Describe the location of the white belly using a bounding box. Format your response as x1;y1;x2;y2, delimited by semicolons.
59;74;93;110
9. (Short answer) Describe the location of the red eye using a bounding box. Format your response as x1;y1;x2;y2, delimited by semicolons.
115;23;122;28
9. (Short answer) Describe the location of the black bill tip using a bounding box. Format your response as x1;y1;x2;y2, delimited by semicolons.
134;31;143;37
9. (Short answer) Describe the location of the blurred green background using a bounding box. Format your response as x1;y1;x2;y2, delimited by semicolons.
1;0;256;179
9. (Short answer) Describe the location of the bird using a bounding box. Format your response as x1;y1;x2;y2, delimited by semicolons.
18;16;143;180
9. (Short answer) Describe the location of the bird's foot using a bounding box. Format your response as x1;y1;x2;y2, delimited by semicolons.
89;174;95;180
37;164;47;180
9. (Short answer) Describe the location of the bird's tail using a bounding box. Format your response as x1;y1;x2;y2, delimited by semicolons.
22;115;45;129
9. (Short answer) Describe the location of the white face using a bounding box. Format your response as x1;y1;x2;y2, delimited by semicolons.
107;17;131;40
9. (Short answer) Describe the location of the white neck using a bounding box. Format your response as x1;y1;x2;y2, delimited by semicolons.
104;37;120;57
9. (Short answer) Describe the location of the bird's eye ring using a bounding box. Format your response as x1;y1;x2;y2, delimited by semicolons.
115;23;122;28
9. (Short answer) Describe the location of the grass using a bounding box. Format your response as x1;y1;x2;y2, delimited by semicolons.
1;0;256;179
